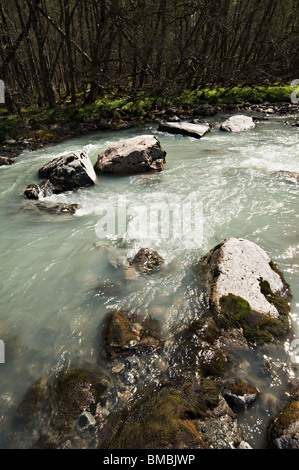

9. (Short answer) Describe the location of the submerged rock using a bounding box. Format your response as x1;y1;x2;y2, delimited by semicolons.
13;366;110;448
38;151;96;195
158;121;211;139
204;238;291;344
19;201;79;216
101;309;164;359
128;248;164;273
268;400;299;449
220;115;255;132
94;135;166;174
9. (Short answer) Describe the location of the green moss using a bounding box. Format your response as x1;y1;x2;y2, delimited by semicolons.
269;400;299;441
53;367;109;431
100;379;220;449
219;294;290;345
269;260;291;291
259;279;290;316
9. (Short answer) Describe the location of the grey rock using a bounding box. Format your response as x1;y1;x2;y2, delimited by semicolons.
220;115;256;133
158;121;211;139
38;151;96;194
204;238;290;318
94;135;166;174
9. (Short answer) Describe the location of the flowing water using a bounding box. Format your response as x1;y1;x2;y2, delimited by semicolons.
0;113;298;449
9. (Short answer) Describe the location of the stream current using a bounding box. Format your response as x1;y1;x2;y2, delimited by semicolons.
0;112;298;448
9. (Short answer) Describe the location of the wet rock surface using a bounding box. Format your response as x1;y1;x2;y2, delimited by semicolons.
101;309;164;359
0;156;14;166
128;248;164;274
158;121;211;139
18;200;79;216
12;366;110;449
94;135;166;174
221;381;260;411
268;399;299;449
38;151;97;194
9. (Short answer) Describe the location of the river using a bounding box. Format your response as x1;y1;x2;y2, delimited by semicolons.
0;112;298;448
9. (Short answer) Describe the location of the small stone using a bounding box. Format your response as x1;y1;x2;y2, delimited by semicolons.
24;184;40;200
129;248;164;274
111;363;125;374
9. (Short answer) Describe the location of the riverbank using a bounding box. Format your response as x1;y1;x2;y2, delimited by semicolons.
0;86;298;161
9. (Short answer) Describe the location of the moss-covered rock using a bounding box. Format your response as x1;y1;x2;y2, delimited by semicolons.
268;400;299;449
204;238;291;321
101;309;164;359
14;378;48;425
99;378;226;449
13;365;110;448
218;294;290;344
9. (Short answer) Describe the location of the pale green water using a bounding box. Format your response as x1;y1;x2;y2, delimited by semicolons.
0;113;298;448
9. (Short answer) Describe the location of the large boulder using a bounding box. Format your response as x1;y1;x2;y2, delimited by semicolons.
203;238;291;344
38;151;96;194
158;121;211;139
220;115;255;133
94;135;166;175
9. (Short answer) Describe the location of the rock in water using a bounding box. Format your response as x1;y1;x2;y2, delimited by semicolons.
269;400;299;449
0;156;14;166
204;238;291;344
94;135;166;174
158;121;211;139
221;381;260;411
38;151;96;194
101;309;164;359
129;248;164;273
220;115;256;132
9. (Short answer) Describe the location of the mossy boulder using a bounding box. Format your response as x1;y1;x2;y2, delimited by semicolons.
268;400;299;449
218;294;290;344
13;366;110;447
203;238;292;344
99;377;244;449
51;367;110;431
101;309;164;359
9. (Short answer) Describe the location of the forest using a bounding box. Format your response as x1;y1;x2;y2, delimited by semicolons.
0;0;298;112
